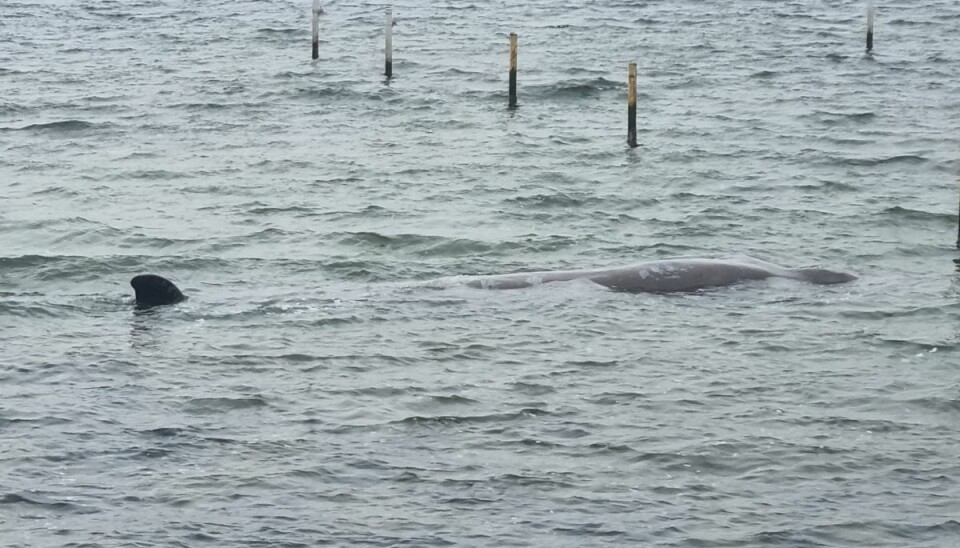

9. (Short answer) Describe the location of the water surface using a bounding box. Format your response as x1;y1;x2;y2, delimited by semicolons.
2;0;960;546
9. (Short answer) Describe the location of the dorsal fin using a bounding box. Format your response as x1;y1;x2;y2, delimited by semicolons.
130;274;187;308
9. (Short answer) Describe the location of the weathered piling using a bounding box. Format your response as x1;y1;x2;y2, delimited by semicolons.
311;0;320;60
508;33;518;108
866;0;875;52
385;8;393;78
627;63;638;148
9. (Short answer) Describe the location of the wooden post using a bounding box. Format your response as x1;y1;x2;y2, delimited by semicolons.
866;0;875;52
311;0;320;60
385;8;393;78
627;63;638;148
508;33;518;108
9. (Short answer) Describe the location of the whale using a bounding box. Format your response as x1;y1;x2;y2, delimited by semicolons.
460;257;856;293
131;273;187;308
129;257;855;306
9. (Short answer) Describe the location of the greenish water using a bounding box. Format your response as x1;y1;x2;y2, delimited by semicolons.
2;0;960;546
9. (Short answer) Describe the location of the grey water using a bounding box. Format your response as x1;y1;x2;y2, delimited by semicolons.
2;0;960;546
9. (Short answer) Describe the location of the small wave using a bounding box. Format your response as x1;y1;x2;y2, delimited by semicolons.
275;353;321;363
183;397;269;414
823;136;875;146
141;427;187;437
473;234;582;255
921;520;960;534
4;120;97;132
585;391;646;405
110;169;192;180
786;415;913;433
500;438;563;449
332;231;450;252
209;228;292;249
271;70;312;80
0;252;140;283
427;394;480;405
845;154;928;167
566;359;620;368
846;112;877;121
0;301;89;318
257;27;300;36
793;179;858;192
509;382;556;396
527;77;621;100
879;206;952;223
0;415;73;427
481;472;576;489
131;448;173;459
754;519;960;547
0;254;253;283
663;76;704;90
247;205;316;216
586;442;635;455
31;185;81;197
285;86;368;101
52;226;144;249
504;191;603;209
318;259;380;280
888;18;933;27
903;396;960;414
82;5;134;19
0;254;77;269
427;67;484;77
246;159;314;172
0;493;100;514
323;386;418;398
116;151;159;160
420;238;500;257
750;69;780;79
168;102;236;111
805;110;876;126
394;407;549;427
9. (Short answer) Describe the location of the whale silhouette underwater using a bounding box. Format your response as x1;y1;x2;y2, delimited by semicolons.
129;256;856;308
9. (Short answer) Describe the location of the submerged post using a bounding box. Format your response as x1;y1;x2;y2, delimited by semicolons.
627;63;638;148
508;33;518;108
311;0;320;60
866;0;875;52
385;8;393;78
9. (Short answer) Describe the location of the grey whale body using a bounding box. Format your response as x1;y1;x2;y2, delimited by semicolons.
128;257;856;307
462;257;856;293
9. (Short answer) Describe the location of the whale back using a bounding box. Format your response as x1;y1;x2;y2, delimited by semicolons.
587;259;777;293
787;268;857;285
130;274;186;308
462;258;856;293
